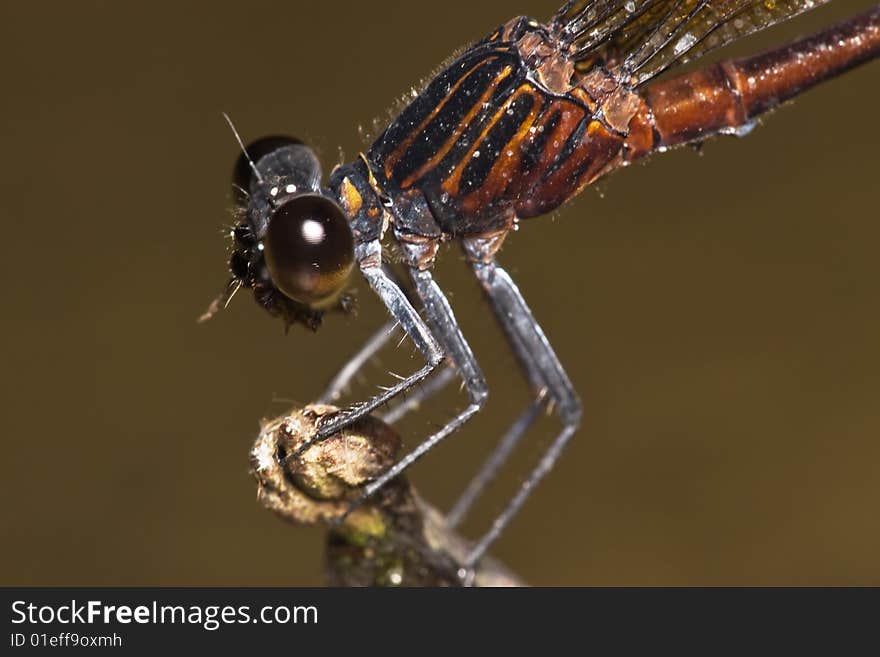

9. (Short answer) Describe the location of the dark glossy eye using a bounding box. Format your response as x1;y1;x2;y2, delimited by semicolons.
263;195;354;306
231;135;301;203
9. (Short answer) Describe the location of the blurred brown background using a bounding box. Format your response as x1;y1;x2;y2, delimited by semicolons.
1;1;878;586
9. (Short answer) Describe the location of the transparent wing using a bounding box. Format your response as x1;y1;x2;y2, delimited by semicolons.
549;0;832;86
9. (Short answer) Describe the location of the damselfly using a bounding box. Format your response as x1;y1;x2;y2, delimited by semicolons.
207;1;880;581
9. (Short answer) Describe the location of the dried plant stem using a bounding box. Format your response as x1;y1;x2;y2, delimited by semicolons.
250;404;523;587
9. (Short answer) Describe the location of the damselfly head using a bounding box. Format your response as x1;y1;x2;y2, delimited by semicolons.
204;130;355;331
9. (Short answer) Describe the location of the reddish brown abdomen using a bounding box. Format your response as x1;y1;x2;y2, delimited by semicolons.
628;5;880;156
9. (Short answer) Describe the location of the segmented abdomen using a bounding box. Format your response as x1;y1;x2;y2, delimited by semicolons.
368;37;623;232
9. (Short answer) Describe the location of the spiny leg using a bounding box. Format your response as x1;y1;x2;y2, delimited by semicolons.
318;264;456;423
338;262;489;519
371;265;458;425
286;241;444;463
379;364;456;424
462;243;582;570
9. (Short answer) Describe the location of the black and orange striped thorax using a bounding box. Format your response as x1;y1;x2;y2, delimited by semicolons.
367;17;627;236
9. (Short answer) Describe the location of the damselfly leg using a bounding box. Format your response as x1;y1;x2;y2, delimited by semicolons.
339;257;489;520
379;365;456;424
446;397;545;529
318;263;458;422
293;241;444;453
460;242;582;570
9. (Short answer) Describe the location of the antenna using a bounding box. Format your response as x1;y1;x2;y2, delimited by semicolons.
222;112;264;185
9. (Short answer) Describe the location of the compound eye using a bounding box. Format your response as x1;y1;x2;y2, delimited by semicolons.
231;135;301;204
263;195;354;306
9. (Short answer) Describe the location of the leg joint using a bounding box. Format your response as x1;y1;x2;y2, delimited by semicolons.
428;350;446;369
559;401;582;428
470;381;489;408
543;390;582;428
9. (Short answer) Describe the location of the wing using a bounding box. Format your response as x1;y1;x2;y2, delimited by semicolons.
549;0;832;86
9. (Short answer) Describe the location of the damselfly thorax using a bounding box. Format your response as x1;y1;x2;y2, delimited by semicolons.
209;1;880;583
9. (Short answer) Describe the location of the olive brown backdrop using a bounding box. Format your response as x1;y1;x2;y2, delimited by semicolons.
1;0;878;585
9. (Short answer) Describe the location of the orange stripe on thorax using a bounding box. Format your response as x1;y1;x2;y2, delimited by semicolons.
441;81;533;197
399;65;515;189
383;57;497;182
466;88;545;204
